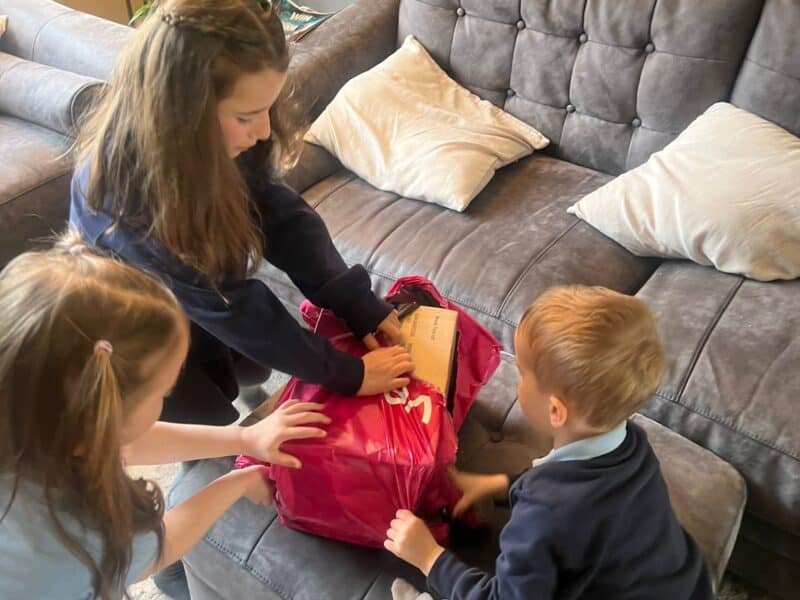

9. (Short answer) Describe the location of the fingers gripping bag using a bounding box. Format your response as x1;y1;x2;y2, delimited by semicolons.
235;277;501;547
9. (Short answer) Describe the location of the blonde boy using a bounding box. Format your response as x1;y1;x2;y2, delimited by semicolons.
386;285;712;600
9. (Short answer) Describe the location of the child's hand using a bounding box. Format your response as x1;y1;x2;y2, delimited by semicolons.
358;346;414;395
384;509;444;575
231;465;274;506
451;469;510;518
363;310;402;350
240;400;330;468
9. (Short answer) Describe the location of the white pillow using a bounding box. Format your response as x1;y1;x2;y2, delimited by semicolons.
305;35;549;212
568;103;800;281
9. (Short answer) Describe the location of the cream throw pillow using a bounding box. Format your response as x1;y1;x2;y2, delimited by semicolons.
0;16;7;38
305;35;549;211
568;103;800;281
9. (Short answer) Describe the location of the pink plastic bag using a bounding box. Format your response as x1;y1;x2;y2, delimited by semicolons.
236;277;501;547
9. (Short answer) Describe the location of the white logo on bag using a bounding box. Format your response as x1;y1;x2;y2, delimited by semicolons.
383;387;432;425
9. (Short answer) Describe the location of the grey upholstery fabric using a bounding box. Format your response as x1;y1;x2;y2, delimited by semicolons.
0;0;130;270
266;153;659;351
636;262;800;537
176;355;745;598
636;262;800;596
283;142;343;196
0;52;101;136
731;0;800;137
397;0;763;174
629;414;746;591
0;116;71;266
0;0;130;79
287;0;400;125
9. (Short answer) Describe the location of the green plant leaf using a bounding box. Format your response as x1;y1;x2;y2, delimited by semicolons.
130;2;156;26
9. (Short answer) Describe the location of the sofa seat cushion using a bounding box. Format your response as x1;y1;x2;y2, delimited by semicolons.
176;355;744;598
263;154;658;350
635;262;800;541
0;115;71;265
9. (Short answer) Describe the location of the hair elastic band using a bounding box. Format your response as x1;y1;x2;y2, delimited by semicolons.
94;340;113;356
159;9;183;25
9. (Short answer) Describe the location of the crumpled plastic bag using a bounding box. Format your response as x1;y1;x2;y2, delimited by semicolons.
236;276;501;547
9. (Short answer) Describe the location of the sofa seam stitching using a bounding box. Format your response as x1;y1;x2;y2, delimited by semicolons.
68;81;102;132
203;534;291;599
363;193;408;267
30;10;73;64
309;173;356;209
242;517;277;564
505;0;523;98
652;391;798;461
0;169;72;210
674;278;744;400
361;571;385;599
742;57;800;83
624;0;659;169
498;220;580;315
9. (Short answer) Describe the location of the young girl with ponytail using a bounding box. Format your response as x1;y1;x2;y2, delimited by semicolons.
0;236;329;598
71;0;413;427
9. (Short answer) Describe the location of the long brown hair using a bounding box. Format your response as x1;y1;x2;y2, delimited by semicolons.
0;231;189;598
75;0;304;281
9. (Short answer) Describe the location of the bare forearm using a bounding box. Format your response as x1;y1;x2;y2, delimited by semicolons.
122;422;244;466
160;472;249;566
490;474;511;501
135;471;252;577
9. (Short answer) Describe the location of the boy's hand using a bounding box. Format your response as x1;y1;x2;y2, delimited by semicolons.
384;509;445;575
451;469;510;518
358;346;413;396
363;309;402;349
240;400;330;468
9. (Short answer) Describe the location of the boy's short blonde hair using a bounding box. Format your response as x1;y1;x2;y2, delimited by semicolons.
518;285;666;429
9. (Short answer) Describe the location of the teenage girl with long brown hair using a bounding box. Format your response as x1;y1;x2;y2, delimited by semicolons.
0;237;329;598
71;0;413;428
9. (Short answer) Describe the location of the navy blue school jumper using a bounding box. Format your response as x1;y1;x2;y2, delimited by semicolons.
428;422;713;600
70;162;391;425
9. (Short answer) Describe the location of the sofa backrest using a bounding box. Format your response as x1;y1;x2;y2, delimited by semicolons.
0;0;130;80
398;0;798;175
731;0;800;138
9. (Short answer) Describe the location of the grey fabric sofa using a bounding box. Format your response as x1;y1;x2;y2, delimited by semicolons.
0;0;129;267
3;0;797;598
219;1;797;597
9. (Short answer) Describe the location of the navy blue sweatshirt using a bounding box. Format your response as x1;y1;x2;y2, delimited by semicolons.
429;422;713;600
69;163;392;395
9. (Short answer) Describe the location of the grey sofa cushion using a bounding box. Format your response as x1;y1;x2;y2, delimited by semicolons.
635;262;800;547
731;0;800;138
0;0;130;80
0;52;101;136
287;0;400;125
0;115;71;266
397;0;763;174
176;355;744;598
265;153;658;350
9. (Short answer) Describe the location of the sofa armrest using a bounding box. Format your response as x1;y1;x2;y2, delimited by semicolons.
0;52;101;136
0;0;131;80
289;0;400;124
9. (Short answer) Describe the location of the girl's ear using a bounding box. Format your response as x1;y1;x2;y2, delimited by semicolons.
549;395;569;429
